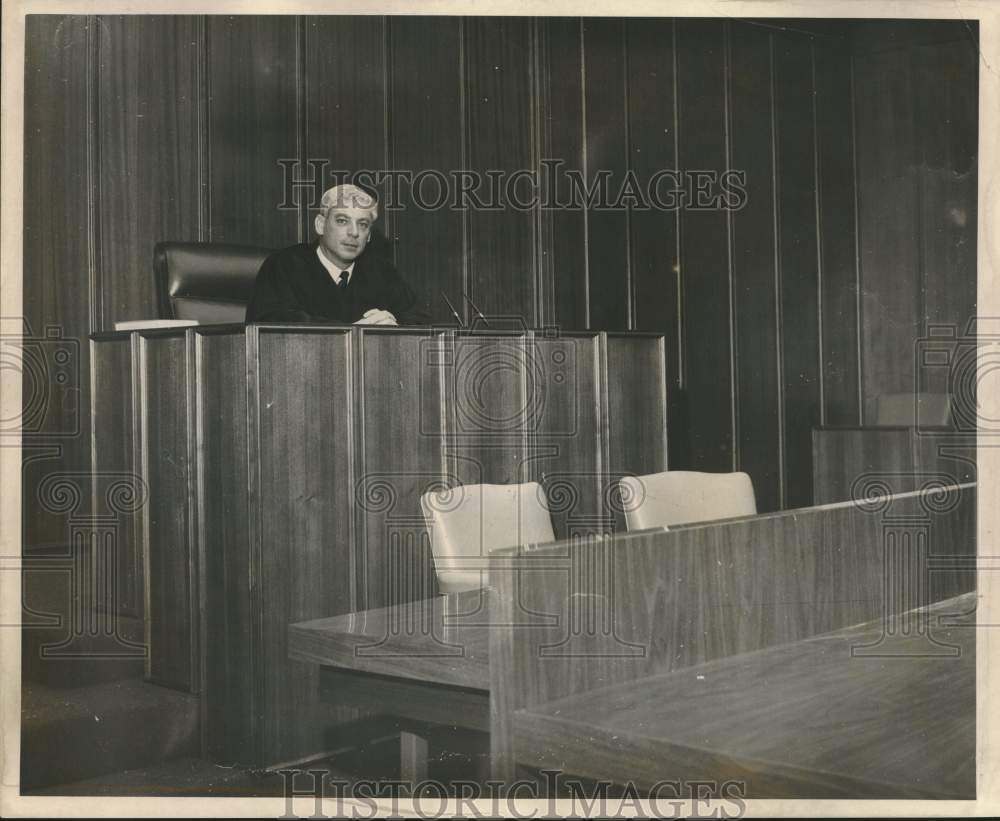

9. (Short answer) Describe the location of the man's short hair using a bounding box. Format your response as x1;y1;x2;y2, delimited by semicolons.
320;184;379;221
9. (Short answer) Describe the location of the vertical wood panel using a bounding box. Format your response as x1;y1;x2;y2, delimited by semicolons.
626;20;679;348
855;48;920;421
357;329;441;610
464;17;536;323
138;332;195;690
388;17;463;323
774;35;820;510
583;20;630;331
915;38;978;398
97;16;202;328
253;328;356;764
815;39;861;426
729;23;781;513
446;333;528;488
675;20;732;472
22;16;93;550
540;19;587;330
529;333;603;539
605;334;668;531
208;16;299;246
91;337;141;619
196;330;251;761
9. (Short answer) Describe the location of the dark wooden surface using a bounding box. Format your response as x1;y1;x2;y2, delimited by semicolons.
774;34;821;511
252;327;358;764
489;483;975;781
583;19;629;332
207;16;300;246
604;334;669;531
356;328;443;610
626;18;679;342
195;329;252;760
814;36;861;427
675;19;733;473
464;17;536;323
90;337;142;619
389;16;464;323
728;21;781;513
812;426;977;505
854;47;921;422
290;589;491;691
320;667;489;733
513;591;976;798
528;333;604;538
539;18;586;330
22;15;93;551
137;331;197;691
97;16;202;325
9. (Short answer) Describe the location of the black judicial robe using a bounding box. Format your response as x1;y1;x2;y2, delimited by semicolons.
244;242;429;325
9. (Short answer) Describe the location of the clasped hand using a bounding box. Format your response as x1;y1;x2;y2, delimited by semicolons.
354;308;398;326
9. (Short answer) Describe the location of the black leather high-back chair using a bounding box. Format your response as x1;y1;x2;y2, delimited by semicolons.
154;241;274;322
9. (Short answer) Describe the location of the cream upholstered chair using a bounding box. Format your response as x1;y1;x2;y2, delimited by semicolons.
874;392;951;427
619;470;757;531
419;481;555;593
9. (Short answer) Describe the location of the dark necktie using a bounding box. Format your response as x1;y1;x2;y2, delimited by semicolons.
338;271;350;291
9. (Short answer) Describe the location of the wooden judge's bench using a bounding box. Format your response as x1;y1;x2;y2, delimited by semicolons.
89;324;670;768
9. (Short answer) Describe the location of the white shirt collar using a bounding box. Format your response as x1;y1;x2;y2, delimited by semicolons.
316;246;355;285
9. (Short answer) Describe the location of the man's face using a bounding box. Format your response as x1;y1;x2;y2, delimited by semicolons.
315;205;374;269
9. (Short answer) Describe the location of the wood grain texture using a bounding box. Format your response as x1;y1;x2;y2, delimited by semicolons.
814;38;861;426
320;667;489;733
729;22;781;513
207;16;300;246
195;329;251;760
445;332;529;489
675;19;733;472
774;34;820;510
583;19;629;331
464;17;536;323
97;15;202;329
290;589;491;690
251;327;357;765
137;332;196;690
356;328;443;610
529;334;603;539
514;592;975;798
604;334;669;531
22;15;93;551
854;47;921;422
626;18;678;345
813;426;978;506
388;16;463;323
90;337;142;619
539;18;586;330
489;483;975;781
915;37;978;379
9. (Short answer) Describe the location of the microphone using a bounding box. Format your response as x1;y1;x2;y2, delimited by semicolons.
441;291;464;327
462;293;491;328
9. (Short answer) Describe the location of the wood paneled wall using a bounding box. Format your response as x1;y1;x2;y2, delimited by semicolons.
23;17;979;552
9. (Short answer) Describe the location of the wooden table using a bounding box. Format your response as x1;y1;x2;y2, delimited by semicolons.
512;591;977;799
289;589;491;777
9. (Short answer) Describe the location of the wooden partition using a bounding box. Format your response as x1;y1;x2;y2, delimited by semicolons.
90;324;669;767
812;425;976;504
488;482;976;783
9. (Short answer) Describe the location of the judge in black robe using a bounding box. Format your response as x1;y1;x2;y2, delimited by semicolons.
245;183;428;325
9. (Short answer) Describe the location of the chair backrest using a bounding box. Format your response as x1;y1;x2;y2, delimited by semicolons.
419;481;556;593
874;392;951;427
154;241;274;322
620;470;757;530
